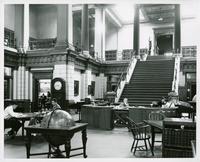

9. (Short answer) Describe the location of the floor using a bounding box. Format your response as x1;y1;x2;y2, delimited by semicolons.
4;114;162;159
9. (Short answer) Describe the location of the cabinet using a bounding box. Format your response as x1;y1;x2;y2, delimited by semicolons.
162;118;196;157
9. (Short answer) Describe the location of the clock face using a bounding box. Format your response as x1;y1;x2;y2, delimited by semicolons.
54;81;62;90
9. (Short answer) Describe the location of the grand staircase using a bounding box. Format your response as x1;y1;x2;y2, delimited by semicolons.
120;56;175;106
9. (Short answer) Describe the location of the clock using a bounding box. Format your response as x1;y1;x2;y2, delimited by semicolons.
54;81;62;90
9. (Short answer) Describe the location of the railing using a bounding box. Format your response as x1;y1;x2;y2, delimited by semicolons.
4;28;16;49
114;52;137;102
172;54;180;94
29;38;57;50
182;46;197;57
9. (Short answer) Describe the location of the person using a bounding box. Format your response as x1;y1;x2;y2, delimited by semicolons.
51;98;61;111
192;94;196;102
4;103;23;138
41;93;47;108
120;98;129;107
162;91;179;108
47;91;51;98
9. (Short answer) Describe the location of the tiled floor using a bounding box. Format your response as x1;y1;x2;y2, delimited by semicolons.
4;114;162;159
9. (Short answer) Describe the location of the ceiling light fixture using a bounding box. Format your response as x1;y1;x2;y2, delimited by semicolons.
158;7;163;21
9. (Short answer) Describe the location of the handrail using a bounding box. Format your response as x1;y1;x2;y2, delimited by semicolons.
171;54;180;94
114;52;137;102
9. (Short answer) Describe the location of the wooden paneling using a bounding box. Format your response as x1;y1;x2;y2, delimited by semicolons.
81;105;114;130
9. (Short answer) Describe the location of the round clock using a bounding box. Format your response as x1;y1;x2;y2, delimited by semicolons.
54;81;62;90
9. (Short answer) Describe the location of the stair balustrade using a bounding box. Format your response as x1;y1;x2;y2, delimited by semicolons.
171;54;180;94
115;52;137;103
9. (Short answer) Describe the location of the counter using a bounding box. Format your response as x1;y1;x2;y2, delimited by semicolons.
81;105;114;130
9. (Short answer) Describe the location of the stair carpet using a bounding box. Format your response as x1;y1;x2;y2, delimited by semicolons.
120;57;175;106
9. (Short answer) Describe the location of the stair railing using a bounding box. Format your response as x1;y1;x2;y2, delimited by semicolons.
114;52;137;103
171;54;180;94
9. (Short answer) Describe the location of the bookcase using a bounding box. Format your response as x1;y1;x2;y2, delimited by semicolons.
162;118;196;157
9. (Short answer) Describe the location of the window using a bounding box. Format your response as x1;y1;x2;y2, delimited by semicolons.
91;81;95;96
88;85;91;95
74;80;79;96
4;67;13;99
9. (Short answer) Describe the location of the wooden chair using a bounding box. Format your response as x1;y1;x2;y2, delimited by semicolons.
125;117;154;156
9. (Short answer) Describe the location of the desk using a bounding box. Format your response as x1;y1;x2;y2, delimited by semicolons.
143;120;163;152
16;112;48;137
81;105;113;130
24;123;88;158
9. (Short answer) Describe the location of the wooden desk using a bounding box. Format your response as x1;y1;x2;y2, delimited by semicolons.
143;120;163;152
24;123;88;158
81;105;113;130
16;112;48;137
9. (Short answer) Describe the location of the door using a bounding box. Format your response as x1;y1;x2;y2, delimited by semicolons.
157;34;173;55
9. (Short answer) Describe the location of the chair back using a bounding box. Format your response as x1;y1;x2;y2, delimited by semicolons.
149;111;165;121
125;117;149;139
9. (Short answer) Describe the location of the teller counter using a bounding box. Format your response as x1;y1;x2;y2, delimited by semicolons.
129;107;178;123
81;105;114;130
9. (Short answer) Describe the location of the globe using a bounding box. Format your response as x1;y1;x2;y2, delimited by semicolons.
40;109;76;146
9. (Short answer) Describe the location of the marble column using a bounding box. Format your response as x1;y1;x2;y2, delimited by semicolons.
14;4;24;50
56;4;73;49
81;5;89;54
94;7;105;60
23;4;29;52
133;4;140;56
174;4;181;53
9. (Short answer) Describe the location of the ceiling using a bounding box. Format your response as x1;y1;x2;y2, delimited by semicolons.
109;2;197;25
140;4;175;24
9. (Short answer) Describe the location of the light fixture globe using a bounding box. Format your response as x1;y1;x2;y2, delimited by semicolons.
40;109;76;146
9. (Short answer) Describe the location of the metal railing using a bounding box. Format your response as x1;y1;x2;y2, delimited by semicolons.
114;52;137;102
29;38;57;50
172;54;180;94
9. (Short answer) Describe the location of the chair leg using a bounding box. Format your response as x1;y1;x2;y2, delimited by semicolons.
48;144;51;158
148;139;154;156
133;140;139;155
131;139;135;152
144;139;148;151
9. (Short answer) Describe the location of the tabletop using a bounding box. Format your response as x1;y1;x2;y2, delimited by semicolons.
143;120;163;130
25;123;88;134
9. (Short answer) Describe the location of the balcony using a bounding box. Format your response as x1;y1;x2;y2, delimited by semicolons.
29;38;57;50
4;28;16;49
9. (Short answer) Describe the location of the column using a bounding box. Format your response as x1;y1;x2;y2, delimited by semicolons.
174;4;181;53
53;63;75;100
23;4;29;52
81;5;89;54
85;69;92;98
94;7;106;60
13;70;18;99
15;4;24;50
56;4;73;49
133;4;140;57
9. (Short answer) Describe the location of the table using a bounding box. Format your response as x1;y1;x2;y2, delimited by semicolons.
143;120;163;152
16;112;48;137
24;123;88;158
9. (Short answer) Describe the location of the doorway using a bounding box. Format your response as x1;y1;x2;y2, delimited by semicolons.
32;70;53;112
157;34;173;55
